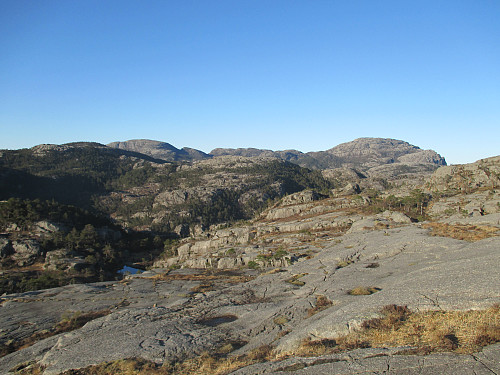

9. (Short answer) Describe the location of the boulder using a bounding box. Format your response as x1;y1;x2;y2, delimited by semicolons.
346;218;380;233
154;190;188;206
33;221;66;234
281;190;320;206
44;249;89;271
11;239;42;266
339;182;361;196
378;210;413;223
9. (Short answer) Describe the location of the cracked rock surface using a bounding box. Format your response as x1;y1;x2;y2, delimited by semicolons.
1;218;499;374
231;344;500;374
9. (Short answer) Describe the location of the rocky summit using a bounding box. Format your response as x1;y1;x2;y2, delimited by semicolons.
0;139;498;375
211;137;446;172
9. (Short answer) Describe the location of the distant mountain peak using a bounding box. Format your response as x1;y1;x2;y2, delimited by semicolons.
105;137;446;177
107;139;211;162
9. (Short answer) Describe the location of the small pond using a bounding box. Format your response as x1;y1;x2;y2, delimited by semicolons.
118;265;144;275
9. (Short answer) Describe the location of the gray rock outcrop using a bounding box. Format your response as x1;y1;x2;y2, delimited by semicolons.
11;239;42;266
281;190;321;206
209;138;446;176
1;222;499;374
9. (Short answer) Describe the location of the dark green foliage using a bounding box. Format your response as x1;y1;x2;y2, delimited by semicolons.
158;160;334;229
0;198;174;294
0;198;113;232
0;270;67;294
360;189;432;221
162;238;179;258
0;146;169;207
235;160;333;196
18;271;67;291
190;190;243;227
112;163;175;189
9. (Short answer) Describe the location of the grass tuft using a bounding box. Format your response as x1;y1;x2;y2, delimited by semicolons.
292;304;500;358
347;286;381;295
423;223;499;242
307;295;333;317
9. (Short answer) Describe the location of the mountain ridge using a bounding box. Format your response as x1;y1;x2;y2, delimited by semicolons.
106;137;447;172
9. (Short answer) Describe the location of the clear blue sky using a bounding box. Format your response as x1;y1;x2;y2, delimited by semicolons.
1;1;498;164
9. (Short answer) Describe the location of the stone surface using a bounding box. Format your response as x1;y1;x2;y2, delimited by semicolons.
11;239;42;266
231;344;500;374
281;190;321;206
210;138;446;174
1;221;499;374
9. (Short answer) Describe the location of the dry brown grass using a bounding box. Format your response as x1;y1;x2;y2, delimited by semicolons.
150;269;255;284
347;286;381;295
307;295;333;317
9;362;45;375
55;344;275;375
358;304;500;354
292;304;500;358
17;305;500;374
0;309;111;358
151;269;255;294
190;283;215;294
285;273;308;286
59;358;168;375
423;222;499;242
336;260;353;268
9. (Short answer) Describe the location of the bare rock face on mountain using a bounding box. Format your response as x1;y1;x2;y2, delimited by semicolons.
107;139;211;162
425;156;500;219
324;138;446;170
107;137;445;179
426;155;500;193
210;138;446;178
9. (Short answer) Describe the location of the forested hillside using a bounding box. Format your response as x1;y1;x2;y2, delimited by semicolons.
0;143;335;293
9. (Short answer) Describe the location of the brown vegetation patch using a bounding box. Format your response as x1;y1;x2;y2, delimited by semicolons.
0;309;111;358
18;305;500;374
150;269;255;285
190;283;215;294
9;361;45;375
257;224;350;242
307;295;333;317
285;273;307;286
293;304;500;358
54;344;275;375
423;222;499;242
347;286;381;295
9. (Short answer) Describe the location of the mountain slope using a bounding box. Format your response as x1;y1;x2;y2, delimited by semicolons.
210;137;446;175
107;139;211;162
